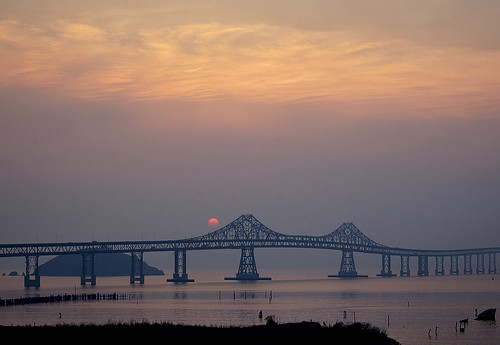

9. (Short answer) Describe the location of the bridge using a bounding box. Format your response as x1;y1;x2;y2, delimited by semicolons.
1;214;498;287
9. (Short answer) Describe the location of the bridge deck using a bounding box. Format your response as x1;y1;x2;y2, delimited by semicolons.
1;215;498;287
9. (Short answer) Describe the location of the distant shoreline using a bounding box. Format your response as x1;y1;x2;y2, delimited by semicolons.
0;321;400;345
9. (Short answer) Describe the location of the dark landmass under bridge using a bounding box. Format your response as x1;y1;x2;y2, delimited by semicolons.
38;253;164;276
0;321;399;345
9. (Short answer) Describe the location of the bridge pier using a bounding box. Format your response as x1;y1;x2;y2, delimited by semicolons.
81;253;96;285
418;255;429;276
464;254;472;275
24;255;40;288
476;253;485;274
450;255;459;275
435;255;445;275
377;254;396;277
400;255;410;276
130;251;144;284
329;250;367;278
167;249;194;283
488;253;496;274
225;246;271;281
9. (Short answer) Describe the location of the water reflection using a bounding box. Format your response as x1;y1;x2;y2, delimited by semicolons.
173;292;187;300
0;272;499;345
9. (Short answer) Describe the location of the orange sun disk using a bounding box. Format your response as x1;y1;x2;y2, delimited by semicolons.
208;218;219;228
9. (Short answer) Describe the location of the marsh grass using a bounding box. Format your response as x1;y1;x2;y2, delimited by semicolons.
1;320;399;344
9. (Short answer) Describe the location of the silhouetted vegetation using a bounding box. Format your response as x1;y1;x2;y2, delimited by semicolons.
0;321;399;344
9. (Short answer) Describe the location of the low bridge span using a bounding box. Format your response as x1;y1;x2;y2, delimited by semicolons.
1;214;498;287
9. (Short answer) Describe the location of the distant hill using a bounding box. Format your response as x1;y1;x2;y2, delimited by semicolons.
38;253;164;276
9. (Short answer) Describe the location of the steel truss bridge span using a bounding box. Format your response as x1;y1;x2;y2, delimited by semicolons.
1;214;498;287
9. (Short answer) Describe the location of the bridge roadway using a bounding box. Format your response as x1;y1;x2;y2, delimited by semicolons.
1;214;498;287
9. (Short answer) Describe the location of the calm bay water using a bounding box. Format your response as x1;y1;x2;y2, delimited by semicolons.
1;270;498;345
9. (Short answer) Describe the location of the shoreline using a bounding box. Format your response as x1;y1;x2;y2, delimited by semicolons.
0;320;400;344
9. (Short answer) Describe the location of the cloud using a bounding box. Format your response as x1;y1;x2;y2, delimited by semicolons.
58;22;106;42
1;9;499;116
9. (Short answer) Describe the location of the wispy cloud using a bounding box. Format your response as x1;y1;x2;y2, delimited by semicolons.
1;7;499;116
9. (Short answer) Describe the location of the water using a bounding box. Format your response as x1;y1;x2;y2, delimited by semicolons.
1;270;498;345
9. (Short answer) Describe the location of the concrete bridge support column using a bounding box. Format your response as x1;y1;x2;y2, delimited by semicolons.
450;255;459;275
464;254;472;275
24;255;40;288
167;249;194;283
81;253;96;285
435;255;445;275
377;254;396;277
225;246;271;280
130;251;144;284
488;253;496;274
418;255;429;276
476;253;485;274
400;255;410;277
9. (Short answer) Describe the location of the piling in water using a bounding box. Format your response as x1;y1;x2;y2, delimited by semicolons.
0;293;130;307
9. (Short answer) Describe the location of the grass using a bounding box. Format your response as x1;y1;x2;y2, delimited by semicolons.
0;320;400;344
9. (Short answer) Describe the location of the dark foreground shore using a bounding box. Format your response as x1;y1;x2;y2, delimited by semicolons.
0;321;399;344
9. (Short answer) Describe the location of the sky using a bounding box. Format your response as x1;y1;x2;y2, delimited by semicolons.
1;1;500;271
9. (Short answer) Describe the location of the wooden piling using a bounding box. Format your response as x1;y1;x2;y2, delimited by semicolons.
0;292;130;307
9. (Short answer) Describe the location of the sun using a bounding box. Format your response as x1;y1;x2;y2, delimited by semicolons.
208;218;219;228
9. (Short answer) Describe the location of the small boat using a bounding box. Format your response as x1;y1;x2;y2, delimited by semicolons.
474;308;496;321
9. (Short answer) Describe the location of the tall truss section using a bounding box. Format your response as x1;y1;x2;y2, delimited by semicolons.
225;246;271;281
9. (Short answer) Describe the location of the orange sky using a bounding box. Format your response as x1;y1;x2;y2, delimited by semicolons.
1;1;499;116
